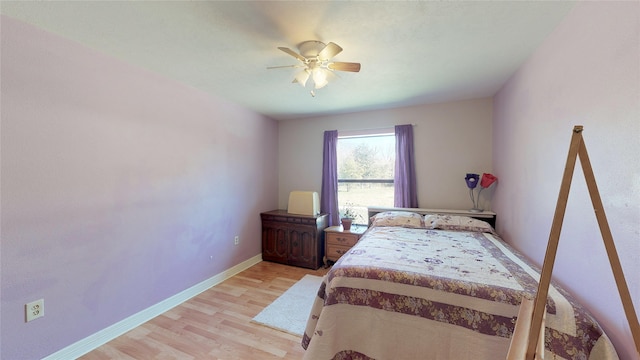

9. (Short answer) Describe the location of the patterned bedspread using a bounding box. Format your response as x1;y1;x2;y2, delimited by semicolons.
302;226;618;360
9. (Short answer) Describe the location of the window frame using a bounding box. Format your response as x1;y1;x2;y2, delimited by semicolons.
336;128;395;225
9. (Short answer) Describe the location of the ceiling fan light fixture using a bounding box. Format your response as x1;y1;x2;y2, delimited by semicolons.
312;68;329;89
294;69;310;87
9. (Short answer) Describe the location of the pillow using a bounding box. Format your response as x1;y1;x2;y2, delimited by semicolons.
370;211;424;229
424;214;495;234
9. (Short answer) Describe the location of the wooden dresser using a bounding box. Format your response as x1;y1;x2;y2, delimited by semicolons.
324;225;367;267
260;210;329;270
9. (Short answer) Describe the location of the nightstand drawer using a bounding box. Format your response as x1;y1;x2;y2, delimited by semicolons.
323;225;366;267
326;232;359;247
326;244;352;260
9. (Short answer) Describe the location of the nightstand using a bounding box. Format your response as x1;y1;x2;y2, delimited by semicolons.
323;225;367;267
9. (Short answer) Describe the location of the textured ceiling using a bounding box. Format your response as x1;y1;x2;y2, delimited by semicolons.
1;1;575;120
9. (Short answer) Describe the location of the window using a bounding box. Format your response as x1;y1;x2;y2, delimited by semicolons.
337;130;395;224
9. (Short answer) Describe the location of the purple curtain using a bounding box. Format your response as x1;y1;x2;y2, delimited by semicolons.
394;124;418;208
321;130;339;226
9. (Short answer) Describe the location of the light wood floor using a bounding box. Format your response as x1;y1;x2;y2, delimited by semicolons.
80;261;329;360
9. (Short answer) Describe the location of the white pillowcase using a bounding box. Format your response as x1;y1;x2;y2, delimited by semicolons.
424;214;495;234
370;211;425;229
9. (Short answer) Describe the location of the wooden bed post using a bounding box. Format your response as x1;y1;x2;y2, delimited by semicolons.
520;125;640;359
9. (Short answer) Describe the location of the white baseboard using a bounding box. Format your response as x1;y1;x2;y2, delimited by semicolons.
43;254;263;360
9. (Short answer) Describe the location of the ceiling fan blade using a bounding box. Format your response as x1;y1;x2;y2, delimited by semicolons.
328;62;361;72
318;42;343;61
278;47;307;62
267;64;305;69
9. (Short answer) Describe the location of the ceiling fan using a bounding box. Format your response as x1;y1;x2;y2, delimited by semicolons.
268;40;361;96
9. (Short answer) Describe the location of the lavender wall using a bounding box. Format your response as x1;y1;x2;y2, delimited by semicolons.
493;2;639;358
1;16;278;359
278;98;494;211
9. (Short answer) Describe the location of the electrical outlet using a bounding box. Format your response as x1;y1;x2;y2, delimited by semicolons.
234;236;239;245
26;299;44;322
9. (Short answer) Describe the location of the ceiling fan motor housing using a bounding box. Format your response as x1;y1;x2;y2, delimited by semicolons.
297;40;326;58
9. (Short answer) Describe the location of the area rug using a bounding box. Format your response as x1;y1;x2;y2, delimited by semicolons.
251;274;324;336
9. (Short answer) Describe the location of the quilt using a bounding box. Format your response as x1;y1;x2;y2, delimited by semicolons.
302;226;618;360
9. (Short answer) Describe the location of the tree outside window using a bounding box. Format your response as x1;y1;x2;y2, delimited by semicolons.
337;133;395;224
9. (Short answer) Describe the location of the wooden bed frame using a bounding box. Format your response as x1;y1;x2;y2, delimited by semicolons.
367;206;497;228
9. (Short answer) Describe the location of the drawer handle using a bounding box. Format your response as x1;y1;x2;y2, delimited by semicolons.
336;249;346;255
337;237;348;242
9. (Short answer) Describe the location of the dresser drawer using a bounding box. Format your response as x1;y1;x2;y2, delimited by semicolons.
326;244;352;261
326;232;359;247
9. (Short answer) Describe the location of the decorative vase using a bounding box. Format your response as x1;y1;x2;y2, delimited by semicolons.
341;218;353;231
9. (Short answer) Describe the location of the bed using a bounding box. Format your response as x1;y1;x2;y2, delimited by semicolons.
302;208;619;360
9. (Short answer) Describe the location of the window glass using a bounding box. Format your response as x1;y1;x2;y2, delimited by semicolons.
337;132;395;224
